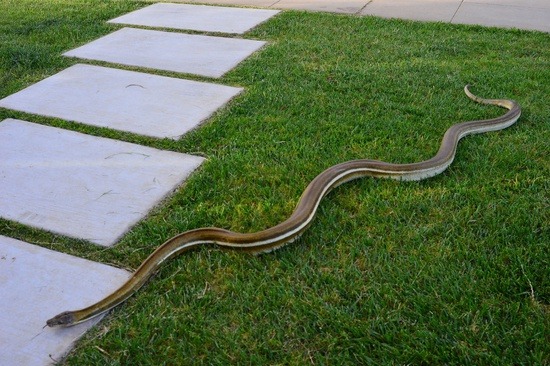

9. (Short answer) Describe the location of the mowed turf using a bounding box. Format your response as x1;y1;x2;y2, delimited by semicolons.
0;0;548;364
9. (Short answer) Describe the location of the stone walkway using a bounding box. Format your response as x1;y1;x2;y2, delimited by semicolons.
181;0;550;32
0;4;278;364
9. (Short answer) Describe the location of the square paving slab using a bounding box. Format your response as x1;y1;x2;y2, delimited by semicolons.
0;64;242;138
0;119;204;246
0;235;130;365
108;3;280;34
63;27;266;77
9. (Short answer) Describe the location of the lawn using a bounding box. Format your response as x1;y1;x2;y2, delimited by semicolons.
1;0;548;364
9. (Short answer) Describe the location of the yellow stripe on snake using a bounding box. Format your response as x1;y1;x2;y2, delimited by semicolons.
47;85;521;327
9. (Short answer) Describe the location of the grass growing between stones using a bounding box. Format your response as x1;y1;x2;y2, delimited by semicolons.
1;0;549;364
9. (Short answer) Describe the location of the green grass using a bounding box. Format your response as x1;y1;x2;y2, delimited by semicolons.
1;0;549;364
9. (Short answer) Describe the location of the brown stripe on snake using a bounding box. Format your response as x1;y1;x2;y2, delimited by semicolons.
46;85;521;327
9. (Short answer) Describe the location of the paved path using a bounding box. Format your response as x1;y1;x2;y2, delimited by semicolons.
182;0;550;32
0;5;278;364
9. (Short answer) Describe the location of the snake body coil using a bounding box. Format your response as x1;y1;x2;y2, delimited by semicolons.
47;86;521;327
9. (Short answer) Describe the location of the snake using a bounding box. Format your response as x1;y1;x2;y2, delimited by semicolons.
46;85;521;327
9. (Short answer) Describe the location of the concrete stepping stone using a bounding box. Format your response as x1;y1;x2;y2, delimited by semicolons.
63;27;266;77
0;64;242;139
0;118;204;246
108;3;280;34
0;235;130;365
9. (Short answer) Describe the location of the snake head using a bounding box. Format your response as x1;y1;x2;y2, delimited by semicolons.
46;311;75;327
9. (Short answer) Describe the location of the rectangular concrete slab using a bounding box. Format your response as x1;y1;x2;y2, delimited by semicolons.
63;27;266;77
361;0;462;22
0;235;130;365
275;0;368;14
0;64;242;139
453;2;550;32
0;119;205;246
108;3;280;34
